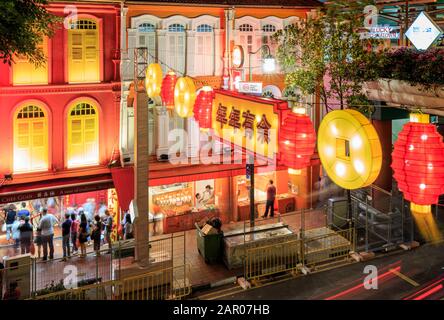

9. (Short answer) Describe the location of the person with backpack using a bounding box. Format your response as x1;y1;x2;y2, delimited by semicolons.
91;215;102;257
18;216;33;254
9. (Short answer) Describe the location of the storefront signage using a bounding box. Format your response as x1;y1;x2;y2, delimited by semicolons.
406;12;442;50
212;91;279;159
361;26;400;39
0;180;114;204
317;109;382;190
238;82;263;95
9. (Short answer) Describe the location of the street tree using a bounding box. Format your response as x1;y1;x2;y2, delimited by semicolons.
0;0;61;66
273;0;384;115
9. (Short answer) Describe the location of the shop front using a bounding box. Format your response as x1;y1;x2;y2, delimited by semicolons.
0;174;120;243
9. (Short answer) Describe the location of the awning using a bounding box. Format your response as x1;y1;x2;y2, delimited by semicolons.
0;174;114;205
111;167;134;212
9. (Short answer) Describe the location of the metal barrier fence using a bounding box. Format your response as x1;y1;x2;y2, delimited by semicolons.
303;228;354;269
243;227;355;282
32;264;191;300
0;232;188;300
244;239;302;281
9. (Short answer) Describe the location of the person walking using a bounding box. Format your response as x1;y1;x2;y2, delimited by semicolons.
70;213;79;254
61;213;72;261
91;215;102;257
38;208;58;261
103;210;113;254
262;179;277;218
17;202;30;220
123;213;134;240
5;205;17;244
18;216;33;254
78;213;89;258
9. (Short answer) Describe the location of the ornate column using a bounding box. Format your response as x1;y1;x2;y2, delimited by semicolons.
186;30;196;76
187;116;200;159
156;105;170;159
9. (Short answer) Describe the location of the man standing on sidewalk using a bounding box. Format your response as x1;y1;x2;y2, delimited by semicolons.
262;180;276;218
61;214;72;261
39;208;58;261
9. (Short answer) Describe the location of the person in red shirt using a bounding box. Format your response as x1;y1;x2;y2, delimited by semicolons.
262;180;277;218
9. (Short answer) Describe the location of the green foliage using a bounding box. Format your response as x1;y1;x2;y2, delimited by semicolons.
273;0;384;113
0;0;61;66
377;47;444;89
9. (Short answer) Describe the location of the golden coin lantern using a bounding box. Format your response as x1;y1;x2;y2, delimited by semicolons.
174;77;196;118
318;109;382;190
145;63;163;97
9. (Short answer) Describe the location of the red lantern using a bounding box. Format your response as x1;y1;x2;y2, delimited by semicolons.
193;86;214;129
392;122;444;206
160;71;177;110
279;110;316;170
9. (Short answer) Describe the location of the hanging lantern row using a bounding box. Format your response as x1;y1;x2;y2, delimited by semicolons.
193;86;215;130
146;63;214;123
279;107;316;173
392;114;444;212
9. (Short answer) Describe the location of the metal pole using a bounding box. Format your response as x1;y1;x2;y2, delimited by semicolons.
248;154;255;228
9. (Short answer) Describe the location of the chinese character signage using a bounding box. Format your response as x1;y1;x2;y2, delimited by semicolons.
212;91;279;159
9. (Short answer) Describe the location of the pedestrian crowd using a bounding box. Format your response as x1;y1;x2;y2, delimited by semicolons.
0;202;127;261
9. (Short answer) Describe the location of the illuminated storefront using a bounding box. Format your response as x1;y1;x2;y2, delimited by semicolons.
0;2;121;230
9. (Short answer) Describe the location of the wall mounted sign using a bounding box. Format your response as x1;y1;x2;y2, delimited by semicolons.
361;26;400;39
238;82;263;95
212;90;281;158
232;45;244;68
317;109;382;190
406;11;442;50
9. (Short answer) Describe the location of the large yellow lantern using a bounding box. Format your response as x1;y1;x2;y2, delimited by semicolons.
145;63;163;97
174;77;196;118
318;109;382;190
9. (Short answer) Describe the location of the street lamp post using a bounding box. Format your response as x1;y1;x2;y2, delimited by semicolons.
248;44;276;82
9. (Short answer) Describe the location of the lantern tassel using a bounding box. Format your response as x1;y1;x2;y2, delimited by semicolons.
410;203;442;243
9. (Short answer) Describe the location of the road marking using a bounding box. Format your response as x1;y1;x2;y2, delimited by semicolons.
389;269;419;287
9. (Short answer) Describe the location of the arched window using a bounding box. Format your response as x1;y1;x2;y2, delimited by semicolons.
195;24;214;75
262;24;276;33
67;102;99;167
239;24;253;32
168;24;185;32
68;19;99;83
197;24;213;33
14;105;48;173
137;23;156;65
262;24;278;58
166;24;186;75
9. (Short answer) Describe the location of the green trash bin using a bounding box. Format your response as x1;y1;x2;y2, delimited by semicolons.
195;223;223;264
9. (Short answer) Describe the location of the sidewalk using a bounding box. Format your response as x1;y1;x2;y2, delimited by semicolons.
1;209;327;291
